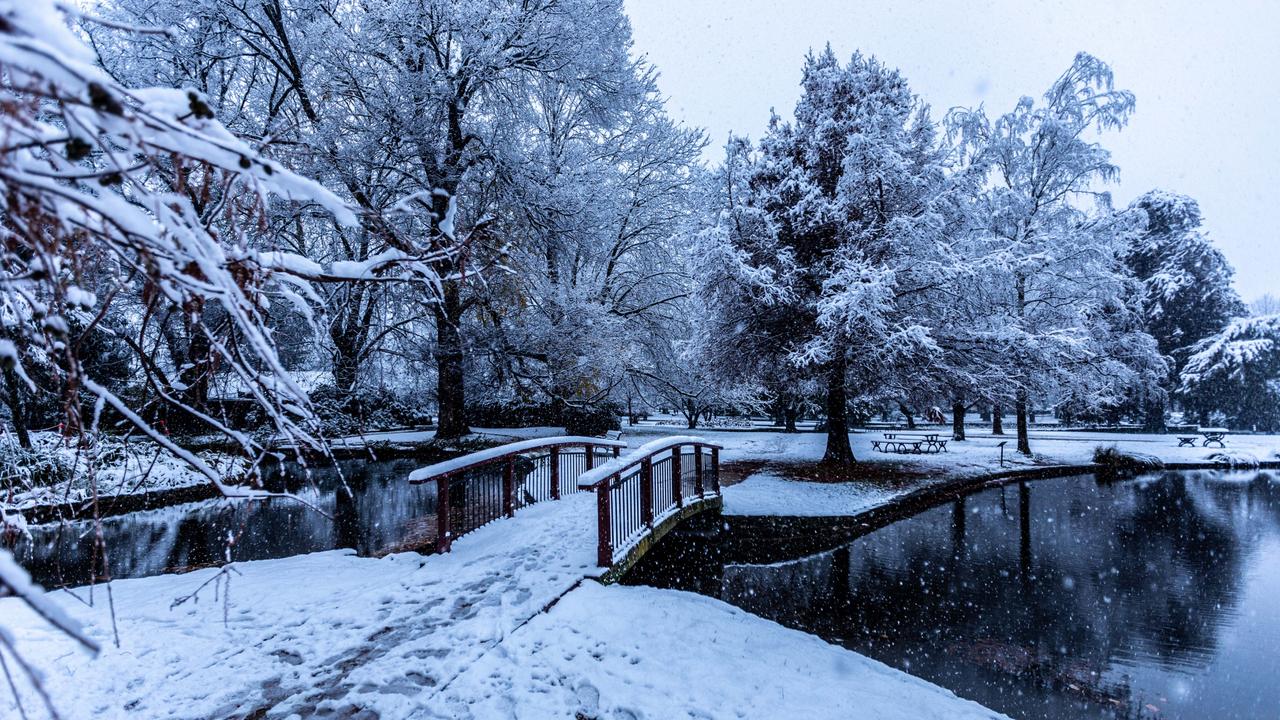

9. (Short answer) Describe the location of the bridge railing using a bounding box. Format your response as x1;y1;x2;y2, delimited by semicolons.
409;436;627;552
577;436;722;567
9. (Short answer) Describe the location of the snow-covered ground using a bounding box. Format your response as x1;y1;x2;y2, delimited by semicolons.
9;425;1280;718
442;582;1001;719
722;471;904;517
2;484;1003;719
617;424;1280;517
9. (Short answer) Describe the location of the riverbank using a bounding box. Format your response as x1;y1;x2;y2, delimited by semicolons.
2;427;560;524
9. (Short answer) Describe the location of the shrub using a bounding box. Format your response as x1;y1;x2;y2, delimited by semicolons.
1092;445;1163;479
0;439;71;494
307;385;433;436
561;403;621;437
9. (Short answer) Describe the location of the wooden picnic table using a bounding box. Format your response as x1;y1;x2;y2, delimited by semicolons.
874;433;948;454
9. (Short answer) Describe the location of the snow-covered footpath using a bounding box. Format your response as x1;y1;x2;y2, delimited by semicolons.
8;426;1279;719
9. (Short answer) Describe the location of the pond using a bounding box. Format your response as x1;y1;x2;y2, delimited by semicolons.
8;458;438;589
626;471;1280;720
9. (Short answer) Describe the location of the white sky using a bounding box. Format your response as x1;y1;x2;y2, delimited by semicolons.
625;0;1279;301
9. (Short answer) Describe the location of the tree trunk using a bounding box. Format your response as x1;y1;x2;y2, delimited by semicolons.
684;399;698;430
992;404;1004;435
2;369;31;449
178;299;211;416
951;399;966;441
783;405;798;433
1015;390;1031;455
897;402;916;429
822;355;855;466
331;345;360;398
1143;395;1167;432
433;280;469;441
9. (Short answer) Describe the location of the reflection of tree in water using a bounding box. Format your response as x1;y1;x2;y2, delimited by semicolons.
12;457;436;588
1107;474;1245;669
704;473;1277;720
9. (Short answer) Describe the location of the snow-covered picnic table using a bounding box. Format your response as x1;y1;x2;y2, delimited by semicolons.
1199;428;1229;447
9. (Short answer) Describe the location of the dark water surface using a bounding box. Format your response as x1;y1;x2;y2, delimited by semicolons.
10;458;438;589
627;471;1280;720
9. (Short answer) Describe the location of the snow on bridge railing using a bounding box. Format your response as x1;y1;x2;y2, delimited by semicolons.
409;436;627;552
577;436;722;568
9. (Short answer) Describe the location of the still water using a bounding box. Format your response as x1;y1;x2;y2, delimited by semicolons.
10;458;437;589
628;471;1280;720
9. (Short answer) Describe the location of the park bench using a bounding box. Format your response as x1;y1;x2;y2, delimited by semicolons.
1177;436;1198;447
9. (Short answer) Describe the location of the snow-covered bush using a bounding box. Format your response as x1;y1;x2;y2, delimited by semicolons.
1092;445;1163;479
0;435;71;492
561;403;621;437
307;385;432;436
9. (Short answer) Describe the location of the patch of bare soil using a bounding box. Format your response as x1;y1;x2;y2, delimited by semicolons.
717;460;768;487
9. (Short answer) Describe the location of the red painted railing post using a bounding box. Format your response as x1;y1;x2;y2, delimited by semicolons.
693;446;705;496
550;445;561;500
710;446;721;493
584;444;595;471
596;479;613;567
671;447;683;507
640;458;654;527
436;475;452;553
503;458;515;517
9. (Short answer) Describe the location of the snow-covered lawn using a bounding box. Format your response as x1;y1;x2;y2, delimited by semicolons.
722;471;903;517
616;424;1280;517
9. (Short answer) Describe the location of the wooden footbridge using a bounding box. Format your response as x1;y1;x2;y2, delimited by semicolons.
408;435;722;578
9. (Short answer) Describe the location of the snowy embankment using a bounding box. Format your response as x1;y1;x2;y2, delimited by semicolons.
2;487;1005;719
1;432;247;512
1;426;568;521
610;425;1280;517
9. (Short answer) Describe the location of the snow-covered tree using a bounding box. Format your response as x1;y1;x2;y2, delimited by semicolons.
469;67;705;416
1179;314;1280;430
694;52;965;468
0;0;373;710
1123;190;1244;427
0;0;368;471
948;53;1163;453
94;0;648;440
1252;294;1280;316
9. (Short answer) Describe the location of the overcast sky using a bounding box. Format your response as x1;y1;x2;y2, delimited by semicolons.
625;0;1279;302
